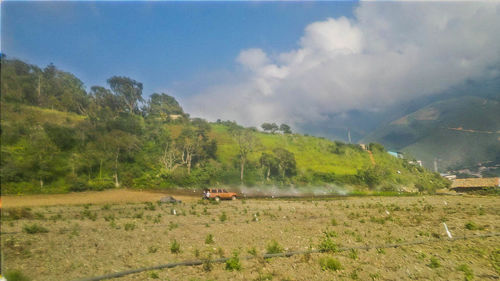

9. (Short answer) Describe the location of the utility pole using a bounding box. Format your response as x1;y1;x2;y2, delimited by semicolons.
347;128;352;144
434;158;438;173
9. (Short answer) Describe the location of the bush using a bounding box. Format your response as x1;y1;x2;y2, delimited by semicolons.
170;239;180;254
319;256;342;271
23;224;49;234
465;222;481;230
225;252;242;271
266;240;284;254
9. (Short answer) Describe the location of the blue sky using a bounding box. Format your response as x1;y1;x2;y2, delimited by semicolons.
2;1;357;96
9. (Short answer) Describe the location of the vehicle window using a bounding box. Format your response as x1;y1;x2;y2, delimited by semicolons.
218;189;223;193
222;189;228;193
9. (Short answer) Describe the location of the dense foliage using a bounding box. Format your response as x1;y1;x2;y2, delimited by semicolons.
0;56;450;194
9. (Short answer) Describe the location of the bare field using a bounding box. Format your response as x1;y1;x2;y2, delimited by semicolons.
1;192;499;281
1;189;198;208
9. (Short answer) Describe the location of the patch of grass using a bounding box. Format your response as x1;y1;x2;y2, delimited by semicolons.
4;270;31;281
225;251;242;271
465;222;482;230
124;223;136;231
457;264;474;281
319;256;342;271
266;240;284;254
22;223;49;234
428;257;441;268
149;271;159;279
6;208;33;220
170;239;181;254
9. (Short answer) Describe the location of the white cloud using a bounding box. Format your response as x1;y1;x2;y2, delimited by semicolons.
187;2;500;128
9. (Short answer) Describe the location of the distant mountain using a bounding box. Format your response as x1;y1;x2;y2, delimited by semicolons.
363;96;500;171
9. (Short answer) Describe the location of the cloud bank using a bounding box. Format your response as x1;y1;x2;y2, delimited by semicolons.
187;2;500;128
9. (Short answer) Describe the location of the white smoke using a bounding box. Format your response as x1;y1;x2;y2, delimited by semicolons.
187;2;500;128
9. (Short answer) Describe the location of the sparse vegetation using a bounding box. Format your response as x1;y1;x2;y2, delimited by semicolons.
319;256;342;271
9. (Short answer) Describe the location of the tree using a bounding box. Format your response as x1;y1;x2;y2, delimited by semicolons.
260;152;278;181
279;124;292;134
261;123;279;133
273;148;296;179
176;127;201;175
229;125;260;183
101;130;139;187
107;76;144;113
146;93;184;119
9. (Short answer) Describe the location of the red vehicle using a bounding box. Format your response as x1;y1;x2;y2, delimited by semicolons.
203;188;237;201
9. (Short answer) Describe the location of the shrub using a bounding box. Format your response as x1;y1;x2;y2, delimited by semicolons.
149;271;159;279
170;239;180;254
331;218;338;226
205;234;214;244
319;256;342;271
225;252;242;271
22;224;49;234
266;240;284;254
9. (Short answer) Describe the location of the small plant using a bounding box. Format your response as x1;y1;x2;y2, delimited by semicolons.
101;204;111;210
148;246;158;253
194;248;200;258
331;218;338;226
465;222;480;230
318;237;338;253
149;271;159;279
168;221;179;230
266;240;284;254
219;211;227;222
205;234;214;244
202;253;213;272
217;247;225;258
319;256;342;271
170;239;180;254
376;248;385;254
247;247;258;256
124;223;136;231
349;248;358;260
428;257;441;268
457;264;474;281
22;224;49;234
225;251;242;271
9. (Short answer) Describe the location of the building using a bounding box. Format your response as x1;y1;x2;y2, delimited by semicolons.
450;177;500;192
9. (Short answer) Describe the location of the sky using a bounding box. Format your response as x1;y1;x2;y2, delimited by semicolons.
2;1;500;132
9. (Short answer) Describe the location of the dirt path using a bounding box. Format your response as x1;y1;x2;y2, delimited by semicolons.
1;189;198;208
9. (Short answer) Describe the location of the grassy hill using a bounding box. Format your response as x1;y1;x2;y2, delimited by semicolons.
0;57;448;194
363;96;500;171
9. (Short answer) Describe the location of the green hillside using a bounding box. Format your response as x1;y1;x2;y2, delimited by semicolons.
0;57;447;194
364;96;500;171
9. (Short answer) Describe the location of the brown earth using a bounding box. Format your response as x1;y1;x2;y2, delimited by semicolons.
1;193;499;281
